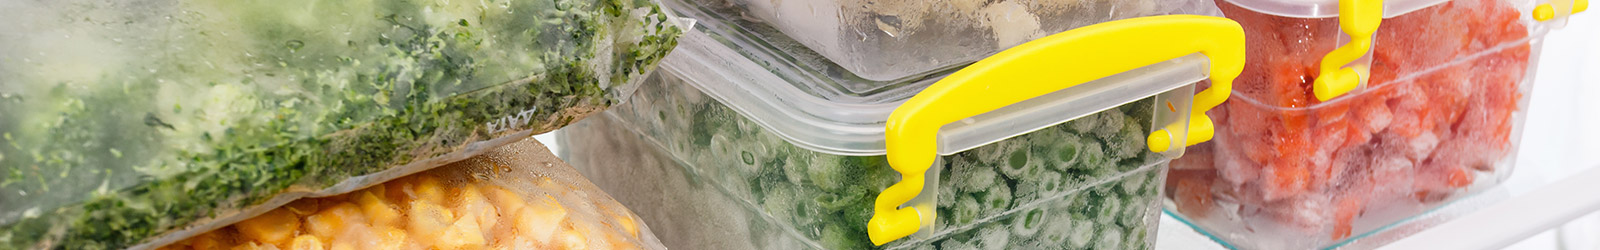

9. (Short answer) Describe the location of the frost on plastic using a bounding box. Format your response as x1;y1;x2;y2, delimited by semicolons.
0;0;681;248
156;138;666;250
558;71;1171;249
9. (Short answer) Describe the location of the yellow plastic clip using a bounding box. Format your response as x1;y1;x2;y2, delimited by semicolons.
1534;0;1589;21
866;15;1246;245
1314;0;1383;101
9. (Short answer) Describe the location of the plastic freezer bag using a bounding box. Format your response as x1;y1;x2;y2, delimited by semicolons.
156;137;664;250
0;0;681;248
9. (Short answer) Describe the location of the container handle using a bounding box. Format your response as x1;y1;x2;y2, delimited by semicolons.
1313;0;1383;101
867;15;1246;245
1533;0;1588;23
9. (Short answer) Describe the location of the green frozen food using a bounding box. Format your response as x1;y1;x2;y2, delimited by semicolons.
0;0;681;248
593;76;1168;249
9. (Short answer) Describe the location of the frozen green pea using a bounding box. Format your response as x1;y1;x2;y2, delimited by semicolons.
951;195;982;225
1096;192;1122;224
819;224;868;250
1036;171;1065;201
1066;114;1101;134
1093;110;1127;140
1107;117;1147;161
1068;219;1095;249
807;154;856;192
782;149;811;185
1126;227;1151;249
951;161;997;192
974;224;1011;250
759;182;798;220
1120;202;1151;233
1096;225;1124;249
1010;207;1048;237
815;186;866;211
1038;209;1075;246
978;181;1013;215
1000;149;1035;179
940;238;979;250
1119;170;1148;195
1013;178;1041;205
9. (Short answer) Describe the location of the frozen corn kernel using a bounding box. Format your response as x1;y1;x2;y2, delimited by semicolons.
305;202;366;240
288;235;325;250
411;175;448;205
370;226;409;250
183;231;227;250
284;199;321;217
235;208;299;247
230;242;279;250
437;214;489;250
356;191;401;227
482;185;527;215
453;184;500;236
555;224;588;250
610;213;639;238
327;241;355;250
408;199;457;245
514;194;569;244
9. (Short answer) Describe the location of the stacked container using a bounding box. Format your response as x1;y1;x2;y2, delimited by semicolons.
1165;0;1588;248
559;0;1248;249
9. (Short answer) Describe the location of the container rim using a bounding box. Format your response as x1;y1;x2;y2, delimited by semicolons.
1225;25;1548;111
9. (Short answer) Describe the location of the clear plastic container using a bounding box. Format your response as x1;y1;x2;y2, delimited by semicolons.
1163;0;1585;248
555;13;1249;248
667;0;1219;82
0;0;681;248
560;112;1168;250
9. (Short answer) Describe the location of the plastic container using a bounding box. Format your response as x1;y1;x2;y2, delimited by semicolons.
666;0;1218;82
1163;0;1587;249
156;138;667;250
561;112;1168;250
0;0;682;248
558;12;1249;249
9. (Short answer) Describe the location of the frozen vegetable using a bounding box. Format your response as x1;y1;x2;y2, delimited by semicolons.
158;138;662;250
583;77;1168;249
1170;0;1530;240
0;0;680;249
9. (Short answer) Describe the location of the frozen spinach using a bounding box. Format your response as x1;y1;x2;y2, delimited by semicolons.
0;0;680;249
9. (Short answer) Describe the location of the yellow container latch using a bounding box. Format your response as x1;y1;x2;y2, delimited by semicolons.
866;15;1247;246
1534;0;1588;21
1314;0;1383;102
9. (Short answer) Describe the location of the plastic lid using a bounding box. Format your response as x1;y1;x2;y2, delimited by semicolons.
659;10;1223;157
1223;0;1451;17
